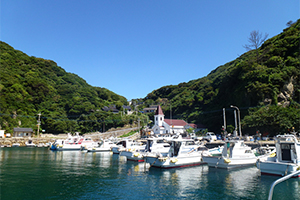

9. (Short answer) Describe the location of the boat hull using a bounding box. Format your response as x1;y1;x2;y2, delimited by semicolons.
202;156;257;169
146;155;204;169
256;160;300;177
87;147;111;152
56;144;82;151
120;151;144;162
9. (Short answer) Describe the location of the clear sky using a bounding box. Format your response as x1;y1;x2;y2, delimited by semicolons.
1;1;299;101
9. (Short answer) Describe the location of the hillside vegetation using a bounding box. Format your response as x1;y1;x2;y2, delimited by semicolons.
1;20;299;136
143;20;300;136
0;42;144;134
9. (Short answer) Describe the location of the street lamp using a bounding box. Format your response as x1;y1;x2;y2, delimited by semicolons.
230;105;242;137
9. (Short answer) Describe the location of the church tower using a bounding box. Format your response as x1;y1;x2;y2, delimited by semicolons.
155;105;164;126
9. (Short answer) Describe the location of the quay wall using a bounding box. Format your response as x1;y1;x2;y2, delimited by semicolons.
0;137;57;147
0;128;139;147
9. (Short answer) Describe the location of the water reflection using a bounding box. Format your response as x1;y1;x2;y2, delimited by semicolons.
1;148;300;200
148;165;209;198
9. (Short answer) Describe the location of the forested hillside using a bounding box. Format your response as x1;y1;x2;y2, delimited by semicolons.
0;42;132;134
143;20;300;136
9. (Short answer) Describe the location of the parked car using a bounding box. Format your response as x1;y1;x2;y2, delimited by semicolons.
203;132;217;142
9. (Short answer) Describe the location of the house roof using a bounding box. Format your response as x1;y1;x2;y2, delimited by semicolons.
122;105;131;110
155;105;164;115
143;107;156;111
13;128;33;132
186;123;197;129
164;119;187;127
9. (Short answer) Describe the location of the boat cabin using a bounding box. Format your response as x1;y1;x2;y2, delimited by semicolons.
145;138;170;152
169;139;205;157
222;140;253;158
275;135;300;164
115;139;134;148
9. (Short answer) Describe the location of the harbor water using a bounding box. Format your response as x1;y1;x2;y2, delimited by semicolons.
1;148;299;200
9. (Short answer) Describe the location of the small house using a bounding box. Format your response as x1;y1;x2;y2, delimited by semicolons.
13;128;33;137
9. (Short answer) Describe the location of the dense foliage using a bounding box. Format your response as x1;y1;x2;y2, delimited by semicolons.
0;41;143;134
143;20;300;136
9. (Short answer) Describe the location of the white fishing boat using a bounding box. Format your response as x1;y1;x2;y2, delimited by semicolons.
256;134;300;177
120;137;171;162
111;139;142;154
87;139;116;152
25;139;36;147
145;137;207;169
202;139;270;169
51;134;97;151
12;143;20;147
37;143;45;147
44;142;51;147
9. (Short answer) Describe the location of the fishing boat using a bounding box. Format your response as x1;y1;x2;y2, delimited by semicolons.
87;139;116;152
50;139;64;150
12;143;20;147
51;134;97;151
256;134;300;177
120;137;171;162
111;139;143;154
202;139;272;169
25;139;36;147
145;137;207;169
37;143;45;147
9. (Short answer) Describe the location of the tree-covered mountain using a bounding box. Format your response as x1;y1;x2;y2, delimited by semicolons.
0;41;133;134
143;20;300;136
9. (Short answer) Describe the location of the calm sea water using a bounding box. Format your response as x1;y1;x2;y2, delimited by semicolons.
0;148;299;200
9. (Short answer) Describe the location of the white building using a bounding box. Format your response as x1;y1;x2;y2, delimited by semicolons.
151;105;197;135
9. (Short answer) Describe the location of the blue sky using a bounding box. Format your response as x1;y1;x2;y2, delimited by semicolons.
1;1;299;101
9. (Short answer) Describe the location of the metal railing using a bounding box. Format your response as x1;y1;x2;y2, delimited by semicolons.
268;169;300;200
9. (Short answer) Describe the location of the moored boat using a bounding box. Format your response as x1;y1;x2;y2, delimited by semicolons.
120;137;171;162
25;139;36;147
111;139;142;154
87;139;115;152
256;134;300;177
145;137;207;169
50;134;97;151
12;143;20;147
202;139;273;169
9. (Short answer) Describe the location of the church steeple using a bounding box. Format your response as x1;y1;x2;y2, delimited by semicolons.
155;105;164;126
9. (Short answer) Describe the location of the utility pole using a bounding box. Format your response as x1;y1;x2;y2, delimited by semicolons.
37;113;41;138
233;110;237;137
231;105;242;137
223;108;226;130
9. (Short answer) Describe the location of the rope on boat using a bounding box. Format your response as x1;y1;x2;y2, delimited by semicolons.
148;156;159;170
215;156;222;168
284;165;289;176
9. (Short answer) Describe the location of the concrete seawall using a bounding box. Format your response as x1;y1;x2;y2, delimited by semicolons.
0;128;139;147
0;138;57;147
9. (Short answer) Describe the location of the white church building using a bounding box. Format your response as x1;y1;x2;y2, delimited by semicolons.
151;105;197;135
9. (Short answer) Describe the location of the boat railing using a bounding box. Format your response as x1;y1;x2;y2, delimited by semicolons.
268;169;300;200
276;134;298;143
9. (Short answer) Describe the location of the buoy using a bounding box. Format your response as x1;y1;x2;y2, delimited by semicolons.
224;158;231;163
158;157;167;162
170;158;178;163
270;152;276;157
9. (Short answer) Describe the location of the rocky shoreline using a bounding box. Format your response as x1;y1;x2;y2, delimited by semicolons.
0;137;59;147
